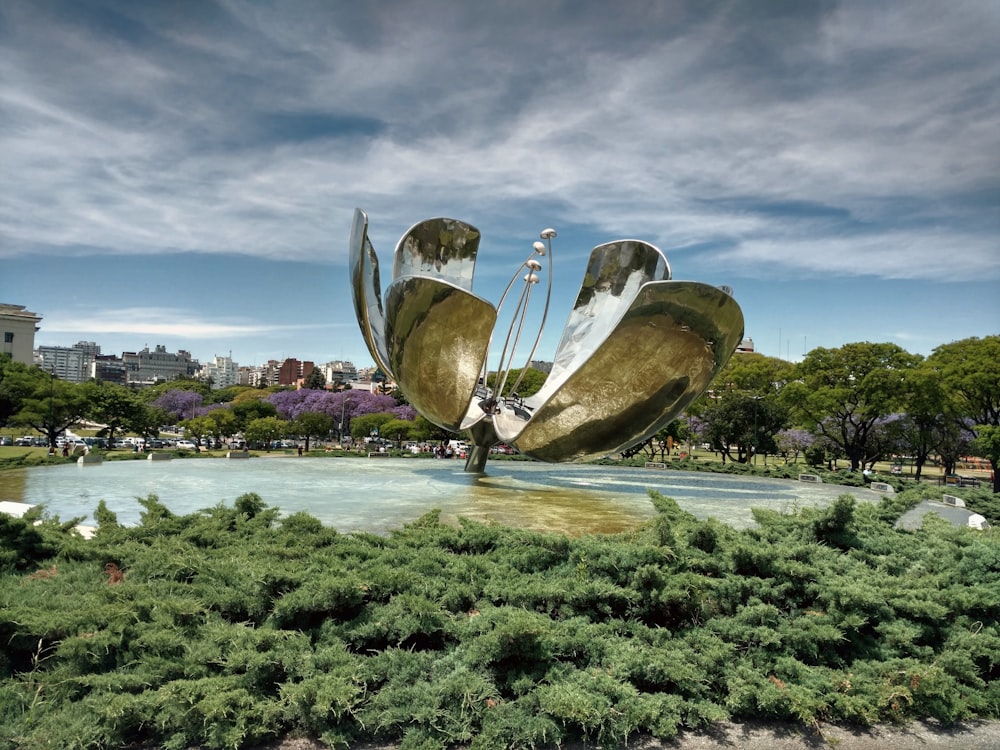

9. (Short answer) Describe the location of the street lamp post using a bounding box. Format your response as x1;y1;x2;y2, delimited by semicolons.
752;395;762;466
47;368;56;454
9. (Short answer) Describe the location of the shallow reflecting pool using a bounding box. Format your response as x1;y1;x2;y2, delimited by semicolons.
0;457;884;535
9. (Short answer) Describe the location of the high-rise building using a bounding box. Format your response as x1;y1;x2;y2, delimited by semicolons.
200;354;240;389
36;343;96;382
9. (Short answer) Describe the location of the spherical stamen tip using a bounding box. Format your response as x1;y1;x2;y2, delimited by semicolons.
540;228;557;239
524;273;540;284
532;241;546;254
526;259;542;271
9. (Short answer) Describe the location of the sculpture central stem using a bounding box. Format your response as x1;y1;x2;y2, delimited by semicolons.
465;230;556;471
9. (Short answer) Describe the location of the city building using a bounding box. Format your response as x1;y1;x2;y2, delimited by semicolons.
237;365;259;387
0;303;42;365
256;360;283;388
321;360;357;386
735;337;755;354
121;345;200;386
92;354;128;385
278;358;315;386
36;342;99;382
200;354;240;389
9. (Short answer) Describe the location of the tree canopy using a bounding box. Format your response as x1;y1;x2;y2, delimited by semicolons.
926;336;1000;491
783;342;922;471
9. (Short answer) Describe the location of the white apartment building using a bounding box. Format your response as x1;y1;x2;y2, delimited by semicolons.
200;354;240;389
322;360;357;385
238;361;281;388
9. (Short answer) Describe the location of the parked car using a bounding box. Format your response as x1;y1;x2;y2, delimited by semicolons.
175;440;198;451
0;436;13;446
15;436;34;446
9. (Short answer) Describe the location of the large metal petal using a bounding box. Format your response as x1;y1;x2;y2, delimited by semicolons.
543;240;670;397
384;276;496;431
508;281;744;462
349;208;394;378
393;217;481;290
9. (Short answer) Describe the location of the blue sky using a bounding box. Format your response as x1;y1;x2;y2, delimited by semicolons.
2;1;998;370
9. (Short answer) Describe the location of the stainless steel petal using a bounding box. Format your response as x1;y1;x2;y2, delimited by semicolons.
541;240;670;399
384;276;496;432
349;208;394;378
510;281;744;462
393;217;482;290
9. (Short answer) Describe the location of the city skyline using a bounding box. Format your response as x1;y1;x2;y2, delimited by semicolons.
2;1;998;368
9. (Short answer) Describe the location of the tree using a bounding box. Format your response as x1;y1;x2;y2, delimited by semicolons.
774;428;815;464
700;393;787;464
83;382;146;446
706;352;795;395
206;407;238;446
208;385;253;404
622;421;688;461
8;369;89;449
292;411;333;451
688;353;793;464
350;412;396;442
926;336;1000;492
152;389;203;422
181;415;215;448
231;398;278;431
380;417;419;447
895;368;952;480
304;368;327;390
142;379;211;403
782;342;921;471
244;416;288;451
971;426;1000;491
0;357;41;428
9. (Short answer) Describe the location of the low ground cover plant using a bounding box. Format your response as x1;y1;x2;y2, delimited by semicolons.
1;485;998;750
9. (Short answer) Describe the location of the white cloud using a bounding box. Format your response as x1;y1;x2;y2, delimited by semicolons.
40;307;340;339
1;0;997;287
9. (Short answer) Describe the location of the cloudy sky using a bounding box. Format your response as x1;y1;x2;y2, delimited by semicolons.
2;0;998;371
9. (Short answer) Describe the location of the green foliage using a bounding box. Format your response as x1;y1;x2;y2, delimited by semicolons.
1;485;998;748
350;411;396;440
0;513;54;573
244;416;289;448
293;410;334;449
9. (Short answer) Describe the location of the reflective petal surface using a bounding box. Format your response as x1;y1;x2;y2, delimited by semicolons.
394;217;482;291
510;281;745;462
544;240;670;396
349;209;394;378
384;277;496;431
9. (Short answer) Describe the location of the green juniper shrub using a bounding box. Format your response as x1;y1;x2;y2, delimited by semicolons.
1;485;998;749
0;512;54;573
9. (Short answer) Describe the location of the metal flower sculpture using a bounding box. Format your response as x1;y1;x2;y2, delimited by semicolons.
350;208;744;472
